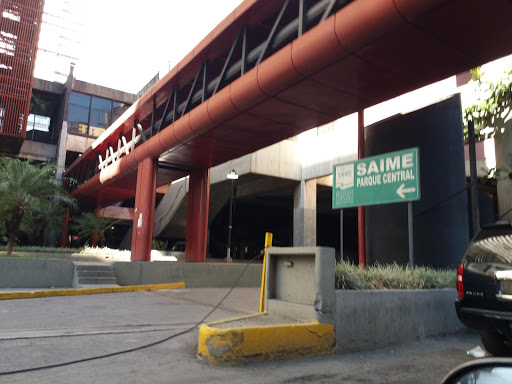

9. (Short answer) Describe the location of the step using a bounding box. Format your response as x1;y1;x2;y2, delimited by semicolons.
78;284;121;289
75;264;113;272
77;277;118;285
76;270;116;278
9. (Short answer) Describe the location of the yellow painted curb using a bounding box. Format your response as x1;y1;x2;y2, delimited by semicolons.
0;282;185;301
198;313;335;364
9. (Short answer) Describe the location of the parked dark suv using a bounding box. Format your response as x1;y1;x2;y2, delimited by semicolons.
455;223;512;356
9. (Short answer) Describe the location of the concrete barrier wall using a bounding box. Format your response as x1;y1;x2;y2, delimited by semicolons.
265;247;336;324
0;258;75;288
113;262;262;288
335;289;464;353
0;251;127;262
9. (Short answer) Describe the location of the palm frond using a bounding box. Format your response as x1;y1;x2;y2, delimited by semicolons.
0;156;76;253
71;212;119;245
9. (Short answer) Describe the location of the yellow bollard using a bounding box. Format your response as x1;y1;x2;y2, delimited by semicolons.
259;232;273;313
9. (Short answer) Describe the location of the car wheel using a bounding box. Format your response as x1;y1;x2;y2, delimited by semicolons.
480;331;512;357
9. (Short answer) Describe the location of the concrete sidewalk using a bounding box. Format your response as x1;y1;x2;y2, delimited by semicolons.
0;287;478;384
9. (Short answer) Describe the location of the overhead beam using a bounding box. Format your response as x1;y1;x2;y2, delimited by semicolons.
66;0;345;183
98;206;135;221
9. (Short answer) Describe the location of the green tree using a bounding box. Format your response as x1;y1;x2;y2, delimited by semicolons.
22;199;67;246
72;212;118;248
464;67;512;220
464;68;512;138
0;157;76;256
30;92;50;115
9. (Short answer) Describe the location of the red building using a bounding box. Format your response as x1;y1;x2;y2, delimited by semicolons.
0;0;44;155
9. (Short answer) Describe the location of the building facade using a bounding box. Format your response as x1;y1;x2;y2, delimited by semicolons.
1;65;498;267
0;0;45;154
17;68;136;171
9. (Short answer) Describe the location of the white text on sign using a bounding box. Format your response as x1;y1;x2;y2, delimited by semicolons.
356;153;415;188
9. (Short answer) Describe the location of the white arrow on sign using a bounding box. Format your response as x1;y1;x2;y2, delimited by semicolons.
396;183;416;199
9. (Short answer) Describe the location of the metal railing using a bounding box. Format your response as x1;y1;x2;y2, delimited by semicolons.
67;0;352;189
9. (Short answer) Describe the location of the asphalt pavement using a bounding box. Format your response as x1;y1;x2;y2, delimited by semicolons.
0;287;480;384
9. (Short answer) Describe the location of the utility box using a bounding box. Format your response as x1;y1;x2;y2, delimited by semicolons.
264;247;335;324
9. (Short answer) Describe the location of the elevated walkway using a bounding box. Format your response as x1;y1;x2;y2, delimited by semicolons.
63;0;512;262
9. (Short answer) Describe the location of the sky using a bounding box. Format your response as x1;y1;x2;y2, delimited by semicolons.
35;1;512;110
36;0;244;94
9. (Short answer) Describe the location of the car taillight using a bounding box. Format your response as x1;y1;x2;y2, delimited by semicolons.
457;262;464;298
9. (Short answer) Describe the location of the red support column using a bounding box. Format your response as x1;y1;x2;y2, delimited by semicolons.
131;158;157;261
185;168;210;262
92;192;103;248
358;110;367;268
59;209;69;248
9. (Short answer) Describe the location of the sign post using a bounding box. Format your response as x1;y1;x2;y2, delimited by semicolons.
408;202;414;270
340;209;343;261
333;148;420;268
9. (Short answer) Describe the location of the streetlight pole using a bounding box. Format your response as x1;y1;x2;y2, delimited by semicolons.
226;170;238;262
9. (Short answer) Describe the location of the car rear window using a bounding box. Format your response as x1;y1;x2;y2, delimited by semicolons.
466;224;512;264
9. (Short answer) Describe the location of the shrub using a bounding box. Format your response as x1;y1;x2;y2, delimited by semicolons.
72;212;119;247
79;246;131;258
152;239;169;251
335;262;456;290
0;245;80;253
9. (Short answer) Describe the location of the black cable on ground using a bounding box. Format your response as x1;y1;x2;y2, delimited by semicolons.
1;324;198;342
0;252;262;376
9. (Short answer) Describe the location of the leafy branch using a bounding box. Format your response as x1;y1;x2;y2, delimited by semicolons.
463;68;512;140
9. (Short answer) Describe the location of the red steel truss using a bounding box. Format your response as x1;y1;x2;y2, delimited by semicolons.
60;0;512;261
0;0;44;155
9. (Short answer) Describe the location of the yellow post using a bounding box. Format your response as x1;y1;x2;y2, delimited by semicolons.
259;232;273;313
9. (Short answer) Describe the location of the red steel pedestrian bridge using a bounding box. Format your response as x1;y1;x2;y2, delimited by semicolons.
63;0;512;262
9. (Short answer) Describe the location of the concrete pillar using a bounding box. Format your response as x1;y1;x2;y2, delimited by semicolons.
293;179;317;246
185;168;210;262
57;66;74;247
55;122;68;179
495;129;512;221
56;64;74;179
131;158;157;261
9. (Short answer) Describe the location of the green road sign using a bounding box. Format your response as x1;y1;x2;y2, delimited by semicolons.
332;147;420;209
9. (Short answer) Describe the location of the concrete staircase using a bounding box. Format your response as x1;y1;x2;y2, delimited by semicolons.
73;263;119;288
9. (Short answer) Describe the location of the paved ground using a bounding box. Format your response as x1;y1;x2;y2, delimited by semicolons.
0;288;480;384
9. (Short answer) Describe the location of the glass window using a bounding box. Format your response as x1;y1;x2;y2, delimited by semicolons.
26;114;34;132
0;107;4;133
68;92;91;135
26;114;50;132
70;92;91;108
68;121;89;135
90;108;110;130
67;104;89;135
91;96;112;112
68;105;89;125
34;115;51;132
90;97;112;134
89;127;105;137
467;225;512;264
66;94;127;137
